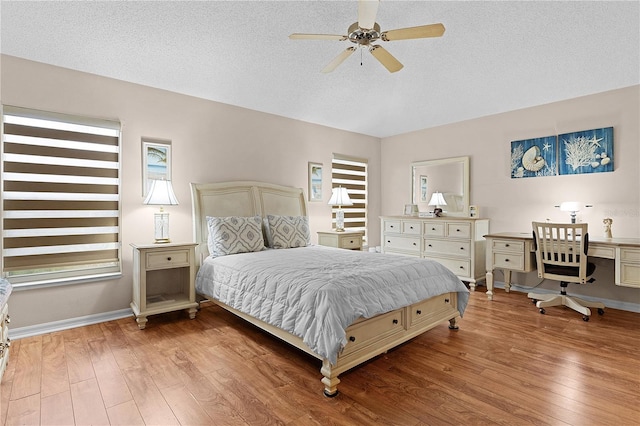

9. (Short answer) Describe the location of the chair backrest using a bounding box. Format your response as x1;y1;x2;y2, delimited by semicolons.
532;222;591;284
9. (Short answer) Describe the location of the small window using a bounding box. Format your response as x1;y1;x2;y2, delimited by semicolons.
1;106;121;287
331;154;368;242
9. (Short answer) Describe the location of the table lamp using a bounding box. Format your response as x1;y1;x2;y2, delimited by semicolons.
428;192;447;217
328;186;353;232
560;201;581;223
144;179;179;243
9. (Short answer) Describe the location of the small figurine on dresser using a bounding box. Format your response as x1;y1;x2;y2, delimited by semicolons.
603;217;613;238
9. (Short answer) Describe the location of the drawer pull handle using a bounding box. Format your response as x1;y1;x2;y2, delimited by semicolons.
428;244;433;247
167;257;172;261
431;228;436;231
349;336;356;342
410;226;414;229
460;247;464;250
4;315;9;324
390;225;395;228
392;319;398;324
413;242;417;246
505;243;510;247
416;309;422;315
456;229;460;232
459;266;464;269
445;298;450;303
505;258;510;262
387;240;391;243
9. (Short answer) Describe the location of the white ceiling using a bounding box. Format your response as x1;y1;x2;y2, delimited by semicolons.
1;1;638;138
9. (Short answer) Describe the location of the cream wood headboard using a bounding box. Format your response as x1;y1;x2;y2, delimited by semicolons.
190;181;308;268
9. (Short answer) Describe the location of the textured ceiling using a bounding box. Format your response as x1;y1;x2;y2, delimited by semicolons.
1;1;638;138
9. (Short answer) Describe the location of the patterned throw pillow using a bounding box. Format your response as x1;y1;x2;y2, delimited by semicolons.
266;215;310;249
207;216;265;257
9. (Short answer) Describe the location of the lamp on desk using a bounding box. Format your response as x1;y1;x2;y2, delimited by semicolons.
328;186;353;232
428;192;447;217
144;179;179;243
559;201;581;223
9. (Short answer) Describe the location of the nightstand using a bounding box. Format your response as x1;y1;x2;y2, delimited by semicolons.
130;242;198;329
317;230;364;250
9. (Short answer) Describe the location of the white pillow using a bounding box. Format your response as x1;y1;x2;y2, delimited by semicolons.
266;215;310;249
207;216;265;257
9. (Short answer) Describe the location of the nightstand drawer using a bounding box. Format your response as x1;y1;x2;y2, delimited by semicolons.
146;249;191;269
339;235;362;250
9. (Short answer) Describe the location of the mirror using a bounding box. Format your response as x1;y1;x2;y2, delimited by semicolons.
410;156;470;217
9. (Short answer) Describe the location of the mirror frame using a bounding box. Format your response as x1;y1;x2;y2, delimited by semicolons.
410;156;470;217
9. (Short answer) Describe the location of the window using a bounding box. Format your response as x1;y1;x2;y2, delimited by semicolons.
2;106;121;287
331;154;368;241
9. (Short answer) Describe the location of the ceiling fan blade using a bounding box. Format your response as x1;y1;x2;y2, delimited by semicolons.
369;45;403;73
358;0;380;30
381;23;446;41
322;47;356;73
289;33;348;41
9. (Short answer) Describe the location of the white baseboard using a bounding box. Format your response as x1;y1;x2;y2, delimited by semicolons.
491;281;640;313
9;308;133;340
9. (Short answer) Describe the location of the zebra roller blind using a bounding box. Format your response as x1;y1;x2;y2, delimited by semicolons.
331;154;368;240
2;106;121;286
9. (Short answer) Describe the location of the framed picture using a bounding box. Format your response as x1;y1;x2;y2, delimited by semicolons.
404;204;418;216
558;127;613;175
142;139;172;196
510;135;558;178
419;175;428;202
308;162;323;202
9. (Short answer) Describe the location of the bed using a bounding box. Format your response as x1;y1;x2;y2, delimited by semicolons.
191;181;469;396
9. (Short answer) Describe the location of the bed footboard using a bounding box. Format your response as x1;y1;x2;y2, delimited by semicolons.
206;292;460;397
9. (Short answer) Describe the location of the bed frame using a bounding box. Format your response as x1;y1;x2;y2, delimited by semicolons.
191;181;461;396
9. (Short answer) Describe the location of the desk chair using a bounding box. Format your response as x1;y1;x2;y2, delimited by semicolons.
528;222;605;321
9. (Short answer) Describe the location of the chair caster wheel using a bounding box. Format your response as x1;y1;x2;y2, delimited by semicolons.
531;299;537;305
583;315;590;321
539;308;545;314
597;308;605;315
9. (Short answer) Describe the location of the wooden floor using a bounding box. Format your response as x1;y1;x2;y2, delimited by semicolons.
1;289;639;425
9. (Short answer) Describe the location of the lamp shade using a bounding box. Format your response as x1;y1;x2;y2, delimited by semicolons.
428;192;447;206
144;179;179;206
328;187;353;206
560;201;580;212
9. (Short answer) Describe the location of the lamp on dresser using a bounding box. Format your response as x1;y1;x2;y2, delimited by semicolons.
144;179;179;243
428;192;447;217
328;186;353;232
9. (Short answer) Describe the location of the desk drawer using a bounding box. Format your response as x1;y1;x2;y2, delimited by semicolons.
492;239;525;253
493;252;525;271
620;247;640;263
589;246;616;259
384;235;420;253
619;264;640;288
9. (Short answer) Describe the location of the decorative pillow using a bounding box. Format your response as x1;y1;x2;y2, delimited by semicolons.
266;215;310;249
207;216;265;257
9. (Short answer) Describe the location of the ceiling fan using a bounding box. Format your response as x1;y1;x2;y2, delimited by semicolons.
289;0;445;73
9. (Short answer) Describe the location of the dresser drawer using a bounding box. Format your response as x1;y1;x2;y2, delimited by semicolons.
343;309;404;355
408;293;455;327
492;239;525;253
384;235;420;253
402;221;421;235
423;222;445;237
424;239;471;257
146;249;191;269
447;223;471;239
425;256;471;278
493;252;525;271
384;220;402;233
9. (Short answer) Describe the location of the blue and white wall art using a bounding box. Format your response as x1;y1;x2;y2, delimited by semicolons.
558;127;614;175
510;136;558;178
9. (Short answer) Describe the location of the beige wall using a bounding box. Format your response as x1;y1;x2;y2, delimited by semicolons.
382;85;640;306
0;55;381;329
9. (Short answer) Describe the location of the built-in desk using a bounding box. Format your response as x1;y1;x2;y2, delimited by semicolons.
484;232;640;300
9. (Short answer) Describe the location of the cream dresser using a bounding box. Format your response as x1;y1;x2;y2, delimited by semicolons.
381;216;489;289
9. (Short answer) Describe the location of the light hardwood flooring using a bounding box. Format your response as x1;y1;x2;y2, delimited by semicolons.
1;289;639;425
